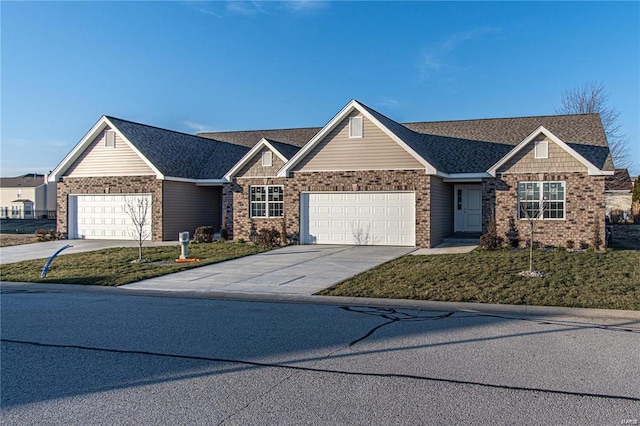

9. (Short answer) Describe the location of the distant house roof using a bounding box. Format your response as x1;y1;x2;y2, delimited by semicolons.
199;105;613;174
0;174;45;188
105;117;251;180
605;169;633;191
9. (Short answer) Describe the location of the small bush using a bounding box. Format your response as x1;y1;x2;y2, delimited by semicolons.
609;209;625;224
256;228;281;248
220;228;229;241
592;221;603;251
505;216;520;248
565;240;575;250
557;246;566;252
193;226;214;243
35;229;65;242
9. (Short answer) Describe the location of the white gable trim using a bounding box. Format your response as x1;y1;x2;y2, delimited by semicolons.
487;126;607;177
278;100;436;177
48;116;164;182
224;138;289;181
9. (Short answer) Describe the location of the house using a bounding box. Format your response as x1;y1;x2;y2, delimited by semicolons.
0;173;57;219
605;169;634;221
49;100;614;247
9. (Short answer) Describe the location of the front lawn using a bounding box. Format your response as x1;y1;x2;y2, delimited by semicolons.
0;242;267;286
318;249;640;310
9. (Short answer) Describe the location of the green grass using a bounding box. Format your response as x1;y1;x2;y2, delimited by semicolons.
318;249;640;310
0;242;267;286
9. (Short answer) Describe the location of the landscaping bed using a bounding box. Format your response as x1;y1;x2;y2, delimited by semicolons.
0;242;267;286
318;249;640;310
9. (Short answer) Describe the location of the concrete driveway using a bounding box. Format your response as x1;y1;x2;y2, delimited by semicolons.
124;245;415;295
0;239;177;265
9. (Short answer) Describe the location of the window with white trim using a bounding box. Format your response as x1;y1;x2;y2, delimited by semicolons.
349;116;363;138
518;181;565;220
250;185;284;218
261;151;273;167
105;130;116;148
534;140;548;159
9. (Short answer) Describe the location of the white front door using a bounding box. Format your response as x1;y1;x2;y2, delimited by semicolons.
454;185;482;233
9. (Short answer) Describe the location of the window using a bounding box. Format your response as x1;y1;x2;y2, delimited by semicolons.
261;151;273;167
349;116;363;138
534;140;548;159
518;181;565;220
250;185;283;218
105;130;116;148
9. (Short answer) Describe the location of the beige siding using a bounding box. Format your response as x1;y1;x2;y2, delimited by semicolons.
162;181;222;239
295;111;424;172
65;127;155;177
429;176;453;245
498;136;587;174
237;147;287;178
0;187;37;208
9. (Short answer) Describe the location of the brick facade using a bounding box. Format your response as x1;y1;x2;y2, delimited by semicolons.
227;170;433;247
56;176;164;241
483;172;606;248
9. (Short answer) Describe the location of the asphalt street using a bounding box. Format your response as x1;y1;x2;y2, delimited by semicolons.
1;287;639;424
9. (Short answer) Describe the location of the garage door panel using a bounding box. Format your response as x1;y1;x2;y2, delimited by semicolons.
302;192;415;246
71;194;152;240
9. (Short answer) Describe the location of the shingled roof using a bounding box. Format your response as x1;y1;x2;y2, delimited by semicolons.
199;106;612;174
0;173;46;188
106;117;250;179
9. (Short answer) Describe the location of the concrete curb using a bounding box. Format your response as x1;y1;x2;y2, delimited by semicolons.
2;281;639;320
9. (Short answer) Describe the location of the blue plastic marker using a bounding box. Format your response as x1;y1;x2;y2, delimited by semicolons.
41;245;73;279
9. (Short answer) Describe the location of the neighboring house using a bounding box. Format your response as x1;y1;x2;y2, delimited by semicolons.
50;100;614;247
605;169;633;220
0;173;57;219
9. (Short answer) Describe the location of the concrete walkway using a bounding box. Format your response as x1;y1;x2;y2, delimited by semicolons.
411;242;478;255
0;239;178;264
124;245;414;295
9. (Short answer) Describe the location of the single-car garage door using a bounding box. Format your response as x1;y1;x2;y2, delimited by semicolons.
68;194;152;240
301;192;415;246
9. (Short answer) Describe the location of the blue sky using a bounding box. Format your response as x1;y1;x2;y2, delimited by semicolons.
2;1;639;176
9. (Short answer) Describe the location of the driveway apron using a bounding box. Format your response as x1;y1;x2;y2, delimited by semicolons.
123;245;414;295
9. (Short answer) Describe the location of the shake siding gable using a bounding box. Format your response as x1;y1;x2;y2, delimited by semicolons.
236;147;287;178
65;127;155;177
497;136;587;174
295;111;424;172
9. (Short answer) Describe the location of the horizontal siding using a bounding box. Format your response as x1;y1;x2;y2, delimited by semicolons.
295;111;423;172
66;127;155;177
237;147;286;178
162;181;222;240
429;177;453;245
499;137;586;174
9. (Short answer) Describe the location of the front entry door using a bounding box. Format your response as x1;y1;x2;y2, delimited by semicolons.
454;185;482;233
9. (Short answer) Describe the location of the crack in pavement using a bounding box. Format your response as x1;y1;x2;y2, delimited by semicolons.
341;306;455;346
3;339;638;403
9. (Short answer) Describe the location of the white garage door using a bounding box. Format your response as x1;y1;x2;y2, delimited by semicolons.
301;192;415;246
69;194;152;240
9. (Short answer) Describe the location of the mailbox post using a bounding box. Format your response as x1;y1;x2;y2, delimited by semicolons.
179;232;189;259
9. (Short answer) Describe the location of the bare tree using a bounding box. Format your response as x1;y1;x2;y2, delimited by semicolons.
518;192;547;276
124;196;151;262
556;81;631;169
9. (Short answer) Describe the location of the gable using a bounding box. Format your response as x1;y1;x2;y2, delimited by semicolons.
497;134;587;174
65;126;155;177
293;110;424;172
236;146;287;178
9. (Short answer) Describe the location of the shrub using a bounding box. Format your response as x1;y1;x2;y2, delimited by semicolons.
193;226;214;243
505;215;520;248
592;221;603;250
220;228;229;241
565;240;575;250
35;229;65;242
256;228;281;248
479;213;503;250
609;209;625;224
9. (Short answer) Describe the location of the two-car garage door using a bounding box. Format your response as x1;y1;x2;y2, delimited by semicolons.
68;194;152;240
301;192;415;246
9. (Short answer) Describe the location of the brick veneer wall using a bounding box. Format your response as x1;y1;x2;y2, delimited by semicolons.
228;170;433;247
56;176;164;241
483;172;606;248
